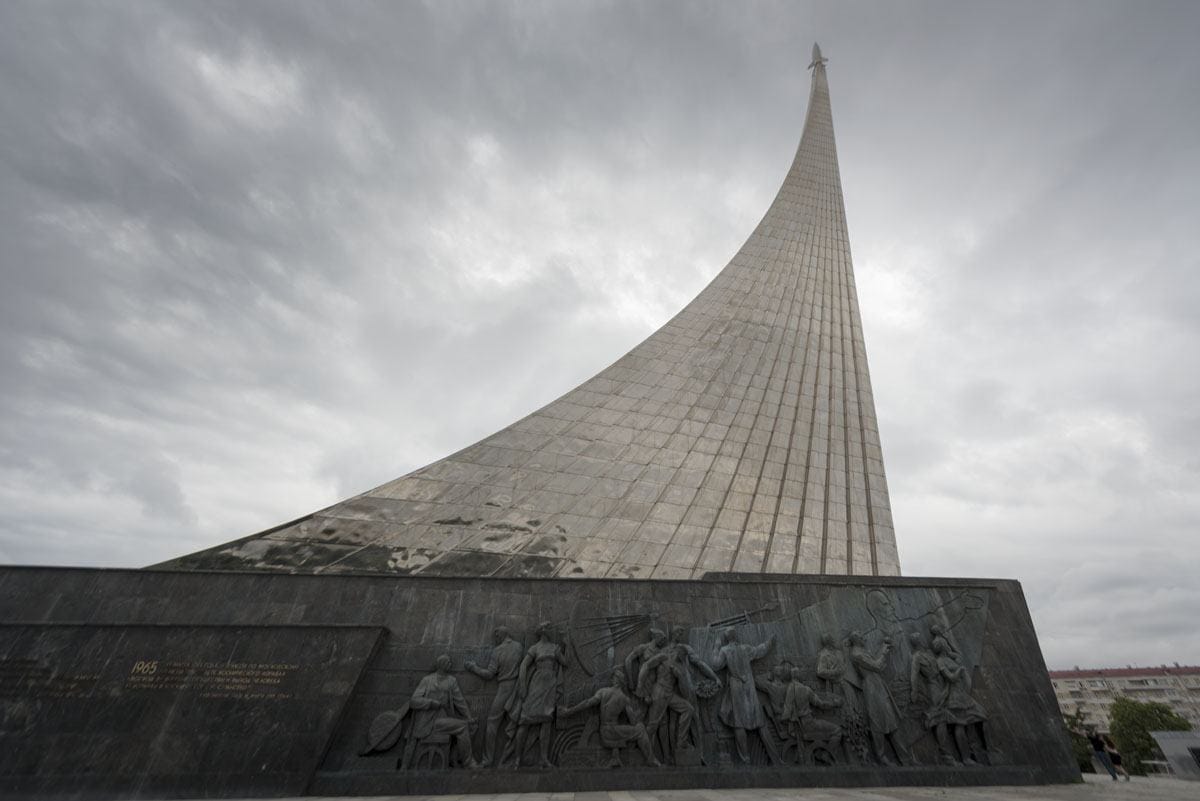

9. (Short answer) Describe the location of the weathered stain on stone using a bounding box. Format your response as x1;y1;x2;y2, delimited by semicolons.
384;547;438;574
522;533;568;557
492;555;562;578
418;550;512;577
481;522;534;534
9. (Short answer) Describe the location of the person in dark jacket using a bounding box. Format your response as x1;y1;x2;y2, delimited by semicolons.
1085;729;1119;779
1104;735;1131;780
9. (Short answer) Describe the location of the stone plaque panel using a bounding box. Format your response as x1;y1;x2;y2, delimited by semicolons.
0;622;382;798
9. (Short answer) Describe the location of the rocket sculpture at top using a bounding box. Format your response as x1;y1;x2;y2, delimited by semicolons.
166;45;901;579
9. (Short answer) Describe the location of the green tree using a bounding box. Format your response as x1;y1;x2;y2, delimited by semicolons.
1108;696;1191;775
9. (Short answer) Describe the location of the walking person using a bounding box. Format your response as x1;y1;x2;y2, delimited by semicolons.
1104;736;1131;780
1084;729;1119;780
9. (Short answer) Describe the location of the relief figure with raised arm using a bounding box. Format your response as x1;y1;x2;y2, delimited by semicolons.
559;667;662;769
711;627;781;765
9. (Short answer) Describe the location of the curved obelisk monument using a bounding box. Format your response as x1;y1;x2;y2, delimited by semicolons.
165;43;898;579
1;47;1078;799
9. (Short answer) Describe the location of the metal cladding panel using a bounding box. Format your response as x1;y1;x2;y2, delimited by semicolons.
164;53;899;579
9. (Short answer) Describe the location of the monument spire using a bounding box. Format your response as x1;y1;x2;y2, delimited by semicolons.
808;42;828;70
163;51;900;579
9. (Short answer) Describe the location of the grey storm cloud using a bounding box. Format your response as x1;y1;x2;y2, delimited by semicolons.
1;0;1198;670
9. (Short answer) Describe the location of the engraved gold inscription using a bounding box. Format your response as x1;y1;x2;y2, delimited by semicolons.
0;659;100;699
124;661;298;700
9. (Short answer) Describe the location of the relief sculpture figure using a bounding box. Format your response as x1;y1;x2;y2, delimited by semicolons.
846;631;908;766
866;590;903;641
782;666;845;762
401;654;479;770
625;628;667;700
930;623;961;660
930;637;990;765
908;631;938;711
711;628;781;765
668;625;721;760
909;630;958;765
465;625;524;767
816;633;846;694
759;662;793;727
558;667;662;769
509;621;567;769
636;625;720;763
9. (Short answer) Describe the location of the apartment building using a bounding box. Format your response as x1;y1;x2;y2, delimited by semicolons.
1050;665;1200;733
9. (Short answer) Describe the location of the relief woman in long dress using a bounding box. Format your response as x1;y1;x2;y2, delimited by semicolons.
509;621;567;769
929;637;989;764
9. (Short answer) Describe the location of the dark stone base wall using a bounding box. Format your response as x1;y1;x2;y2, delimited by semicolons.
0;568;1078;798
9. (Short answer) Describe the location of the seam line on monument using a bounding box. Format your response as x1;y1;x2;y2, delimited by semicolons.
696;188;813;574
762;159;823;573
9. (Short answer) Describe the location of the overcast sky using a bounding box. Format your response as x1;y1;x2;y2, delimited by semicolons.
2;1;1198;670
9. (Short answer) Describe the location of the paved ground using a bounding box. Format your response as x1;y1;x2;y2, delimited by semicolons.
218;774;1192;801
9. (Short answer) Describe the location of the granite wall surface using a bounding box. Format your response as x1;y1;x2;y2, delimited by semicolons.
0;618;382;799
0;567;1078;797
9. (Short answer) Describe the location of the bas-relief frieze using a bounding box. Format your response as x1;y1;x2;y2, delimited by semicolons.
359;586;996;773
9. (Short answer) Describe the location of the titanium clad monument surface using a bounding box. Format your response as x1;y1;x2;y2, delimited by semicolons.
164;44;900;580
